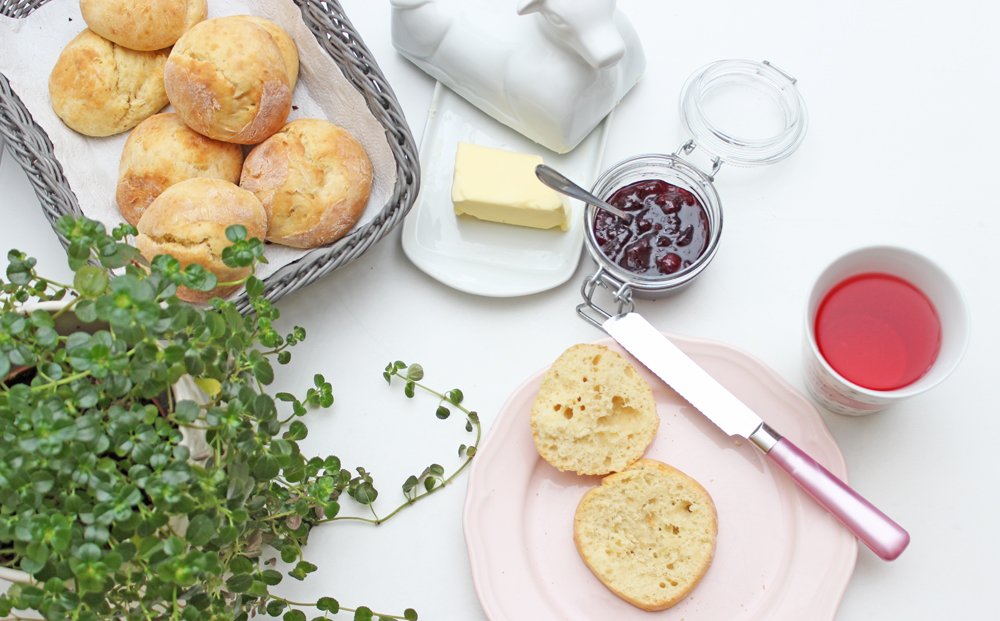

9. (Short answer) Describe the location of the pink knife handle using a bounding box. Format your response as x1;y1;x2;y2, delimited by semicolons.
761;429;910;560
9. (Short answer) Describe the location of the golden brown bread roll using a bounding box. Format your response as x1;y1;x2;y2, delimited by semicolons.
136;178;267;303
235;15;299;88
80;0;207;51
116;113;244;226
48;29;169;137
240;119;373;248
164;16;295;145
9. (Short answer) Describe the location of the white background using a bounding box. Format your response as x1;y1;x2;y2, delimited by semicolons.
2;0;998;619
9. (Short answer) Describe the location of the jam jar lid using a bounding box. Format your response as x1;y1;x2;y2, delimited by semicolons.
679;59;807;167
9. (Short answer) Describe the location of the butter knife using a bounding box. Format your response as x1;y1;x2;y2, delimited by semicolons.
603;312;910;561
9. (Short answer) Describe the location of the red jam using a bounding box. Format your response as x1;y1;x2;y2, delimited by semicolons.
593;179;710;277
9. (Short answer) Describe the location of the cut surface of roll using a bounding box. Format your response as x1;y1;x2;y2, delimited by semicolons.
574;459;718;611
530;344;658;475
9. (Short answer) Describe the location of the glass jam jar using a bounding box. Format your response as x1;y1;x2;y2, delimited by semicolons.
578;59;807;325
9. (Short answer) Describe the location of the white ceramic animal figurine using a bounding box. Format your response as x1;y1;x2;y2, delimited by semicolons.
390;0;646;153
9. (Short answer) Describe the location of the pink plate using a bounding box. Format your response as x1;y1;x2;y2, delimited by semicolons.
464;333;857;620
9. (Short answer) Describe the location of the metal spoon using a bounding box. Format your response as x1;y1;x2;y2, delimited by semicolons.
535;164;633;221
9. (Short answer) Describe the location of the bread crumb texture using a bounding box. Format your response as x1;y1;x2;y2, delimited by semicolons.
574;459;718;611
530;344;658;475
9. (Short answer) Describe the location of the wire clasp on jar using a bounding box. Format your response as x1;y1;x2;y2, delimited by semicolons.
577;267;635;328
675;140;723;182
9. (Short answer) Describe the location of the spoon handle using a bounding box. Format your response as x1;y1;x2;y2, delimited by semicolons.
535;164;632;221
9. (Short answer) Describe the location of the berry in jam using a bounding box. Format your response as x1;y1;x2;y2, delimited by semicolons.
592;179;709;277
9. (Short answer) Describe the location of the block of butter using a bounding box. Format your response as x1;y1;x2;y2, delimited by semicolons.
451;142;569;231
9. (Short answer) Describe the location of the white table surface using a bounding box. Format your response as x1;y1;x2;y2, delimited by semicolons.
2;1;998;619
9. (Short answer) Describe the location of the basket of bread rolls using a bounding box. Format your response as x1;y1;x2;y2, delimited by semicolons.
0;0;419;310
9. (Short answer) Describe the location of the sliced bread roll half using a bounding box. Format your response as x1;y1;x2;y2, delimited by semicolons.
530;343;658;475
574;459;718;611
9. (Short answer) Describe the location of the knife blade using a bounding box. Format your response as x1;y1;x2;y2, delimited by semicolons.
603;312;910;561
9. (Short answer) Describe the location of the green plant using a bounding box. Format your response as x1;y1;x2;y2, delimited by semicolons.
0;217;480;621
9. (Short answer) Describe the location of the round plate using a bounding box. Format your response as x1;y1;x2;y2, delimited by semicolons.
464;333;856;620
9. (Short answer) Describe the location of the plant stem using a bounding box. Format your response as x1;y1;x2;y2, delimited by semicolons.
275;596;410;620
318;371;481;527
27;370;91;393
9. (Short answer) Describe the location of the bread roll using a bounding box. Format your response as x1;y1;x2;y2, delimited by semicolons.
80;0;207;51
531;344;659;475
574;459;717;611
136;178;267;303
164;16;295;144
117;113;244;226
48;29;169;137
235;15;299;88
240;119;373;248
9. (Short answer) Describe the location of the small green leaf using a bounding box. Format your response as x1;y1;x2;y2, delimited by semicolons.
260;569;282;586
354;607;373;621
226;224;248;242
404;382;415;398
402;475;418;495
404;609;418;621
266;600;288;616
73;265;109;297
280;545;299;564
173;400;201;423
245;276;264;298
405;364;424;381
182;263;218;292
317;597;339;613
283;420;308;441
254;358;274;384
229;556;254;575
289;560;317;580
226;574;253;593
283;611;306;621
435;406;450;420
75;299;98;323
185;514;215;547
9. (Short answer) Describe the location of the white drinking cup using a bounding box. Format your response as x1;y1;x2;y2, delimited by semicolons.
804;246;969;416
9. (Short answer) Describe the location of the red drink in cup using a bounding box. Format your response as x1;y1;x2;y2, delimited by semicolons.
804;247;968;416
814;273;942;391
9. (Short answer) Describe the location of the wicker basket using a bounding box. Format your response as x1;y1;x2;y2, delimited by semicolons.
0;0;420;311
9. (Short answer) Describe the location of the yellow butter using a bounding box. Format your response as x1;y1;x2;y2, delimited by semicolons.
451;142;569;231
